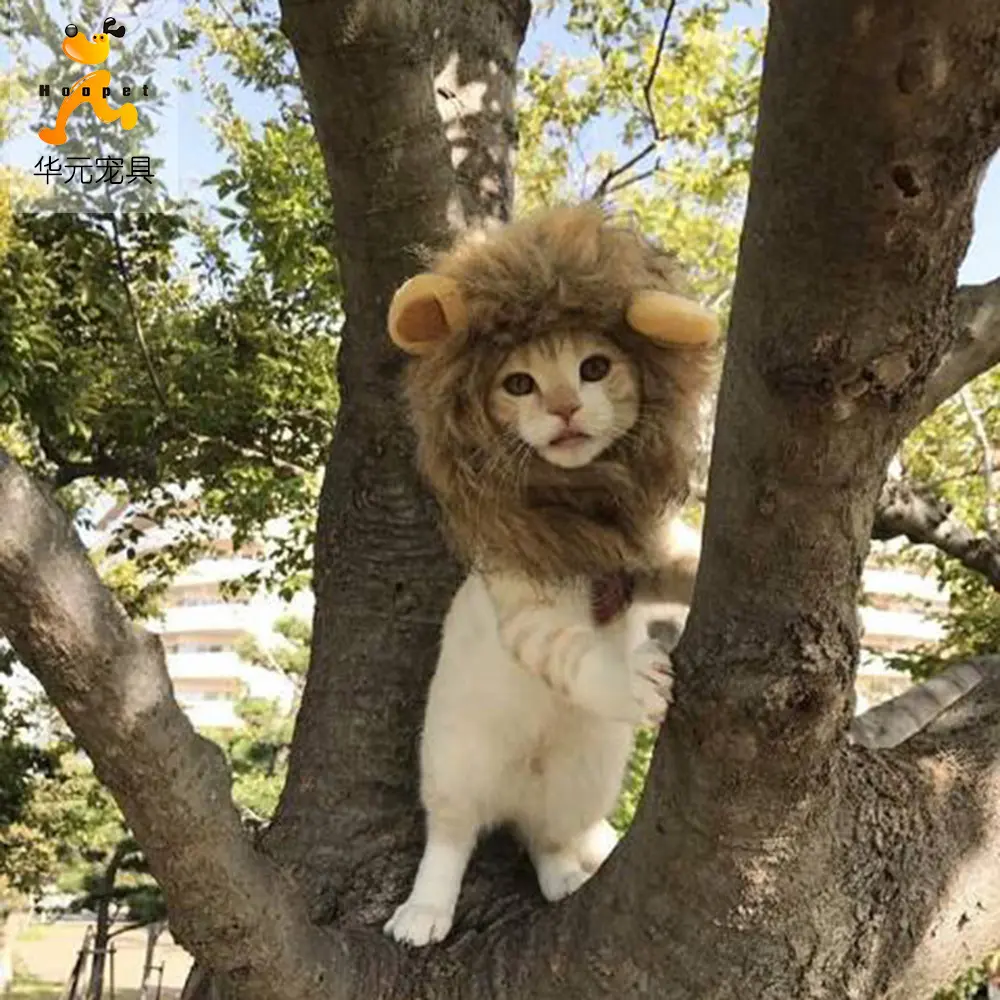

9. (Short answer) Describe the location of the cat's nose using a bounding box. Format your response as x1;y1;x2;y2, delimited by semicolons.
547;400;581;421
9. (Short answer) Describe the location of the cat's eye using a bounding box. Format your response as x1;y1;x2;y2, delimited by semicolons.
579;354;611;382
502;372;536;396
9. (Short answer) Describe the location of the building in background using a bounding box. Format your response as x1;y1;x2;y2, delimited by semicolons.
856;563;948;713
150;553;304;729
87;498;307;733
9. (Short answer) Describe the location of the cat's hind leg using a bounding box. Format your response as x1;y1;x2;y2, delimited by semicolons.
576;817;619;874
530;841;591;902
383;815;477;947
529;818;619;901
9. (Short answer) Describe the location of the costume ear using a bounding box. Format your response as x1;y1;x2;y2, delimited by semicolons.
388;274;469;355
626;290;719;346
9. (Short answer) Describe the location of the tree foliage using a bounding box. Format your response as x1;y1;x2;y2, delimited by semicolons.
886;368;1000;682
0;743;122;899
517;0;762;310
210;614;309;819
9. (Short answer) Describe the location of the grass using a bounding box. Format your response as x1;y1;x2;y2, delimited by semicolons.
9;922;188;999
7;989;169;999
9;924;48;944
7;980;180;999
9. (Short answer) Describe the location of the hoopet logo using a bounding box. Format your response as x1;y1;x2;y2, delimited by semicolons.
37;17;140;146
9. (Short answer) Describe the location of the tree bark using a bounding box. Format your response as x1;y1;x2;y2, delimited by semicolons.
0;457;354;1000
264;0;531;927
3;3;1000;1000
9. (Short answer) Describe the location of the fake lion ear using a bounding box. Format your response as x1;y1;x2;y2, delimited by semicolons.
388;274;469;355
626;290;719;347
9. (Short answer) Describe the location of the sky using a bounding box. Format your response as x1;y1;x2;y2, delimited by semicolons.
3;0;997;282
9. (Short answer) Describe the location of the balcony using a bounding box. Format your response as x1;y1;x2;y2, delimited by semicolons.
176;697;243;730
166;652;296;709
150;603;260;637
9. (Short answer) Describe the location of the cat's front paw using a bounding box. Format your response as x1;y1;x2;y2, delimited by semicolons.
626;638;672;726
384;899;454;947
575;641;671;724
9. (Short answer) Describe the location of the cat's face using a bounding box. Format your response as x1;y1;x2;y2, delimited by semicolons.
488;332;640;469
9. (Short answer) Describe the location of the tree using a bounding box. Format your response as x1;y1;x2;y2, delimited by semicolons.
3;4;1000;1000
73;835;164;1000
3;0;341;598
0;675;59;893
0;206;336;599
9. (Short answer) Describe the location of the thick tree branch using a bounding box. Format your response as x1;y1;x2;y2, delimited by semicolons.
0;451;382;1000
873;479;1000;591
917;276;1000;422
877;664;1000;998
666;0;1000;827
268;0;530;930
849;657;999;748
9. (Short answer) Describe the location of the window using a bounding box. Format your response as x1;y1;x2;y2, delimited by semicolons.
174;591;217;607
165;641;232;654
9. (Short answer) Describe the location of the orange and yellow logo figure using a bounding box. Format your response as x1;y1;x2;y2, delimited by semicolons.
38;17;137;146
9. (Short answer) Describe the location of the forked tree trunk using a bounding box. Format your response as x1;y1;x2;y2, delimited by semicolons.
2;2;1000;1000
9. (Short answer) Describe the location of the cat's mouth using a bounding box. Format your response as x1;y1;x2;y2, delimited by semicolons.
548;429;592;448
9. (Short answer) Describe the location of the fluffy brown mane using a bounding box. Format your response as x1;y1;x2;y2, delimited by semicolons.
400;203;719;583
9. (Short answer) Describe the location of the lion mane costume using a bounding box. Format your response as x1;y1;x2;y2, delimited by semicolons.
387;203;720;589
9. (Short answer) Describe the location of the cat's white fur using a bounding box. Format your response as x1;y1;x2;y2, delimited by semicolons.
384;334;697;947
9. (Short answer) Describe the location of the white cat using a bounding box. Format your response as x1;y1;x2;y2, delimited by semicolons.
384;333;697;947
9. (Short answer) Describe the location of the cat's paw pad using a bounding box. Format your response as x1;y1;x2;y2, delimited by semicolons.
383;900;454;947
536;853;592;902
628;638;673;726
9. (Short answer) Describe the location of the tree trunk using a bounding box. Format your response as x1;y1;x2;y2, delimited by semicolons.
86;839;132;1000
263;0;532;928
3;2;1000;1000
137;920;166;1000
86;904;111;1000
0;905;27;996
265;0;1000;994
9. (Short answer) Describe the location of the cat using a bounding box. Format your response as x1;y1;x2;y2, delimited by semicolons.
383;331;700;947
382;204;718;947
